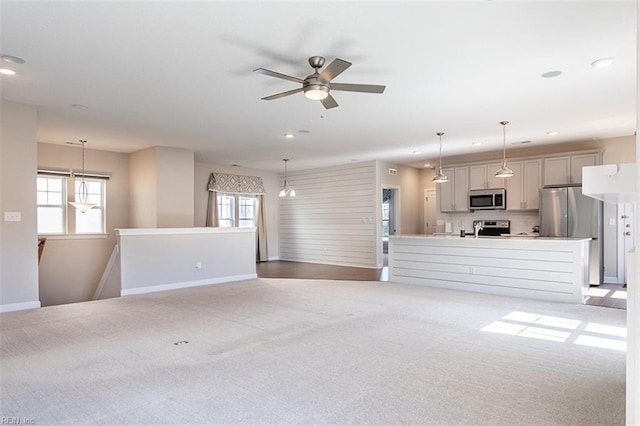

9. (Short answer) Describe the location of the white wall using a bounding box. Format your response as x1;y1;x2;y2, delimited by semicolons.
0;100;39;312
37;143;129;306
279;161;377;268
194;162;280;260
118;228;256;295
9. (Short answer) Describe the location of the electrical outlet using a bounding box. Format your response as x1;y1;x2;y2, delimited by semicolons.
195;262;202;269
4;211;21;222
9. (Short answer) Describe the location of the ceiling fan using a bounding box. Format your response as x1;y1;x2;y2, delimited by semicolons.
253;56;386;109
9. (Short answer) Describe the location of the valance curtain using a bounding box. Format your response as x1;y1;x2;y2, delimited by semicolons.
207;172;266;195
205;172;268;261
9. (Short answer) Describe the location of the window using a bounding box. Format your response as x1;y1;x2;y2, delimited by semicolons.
217;194;235;228
37;176;66;234
37;173;107;235
74;178;105;233
217;193;258;228
382;201;390;237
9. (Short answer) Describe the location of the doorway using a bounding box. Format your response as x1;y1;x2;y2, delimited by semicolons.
619;203;635;285
424;189;437;234
382;187;399;267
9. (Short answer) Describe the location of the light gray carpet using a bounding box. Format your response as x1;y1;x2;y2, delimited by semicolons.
0;278;626;425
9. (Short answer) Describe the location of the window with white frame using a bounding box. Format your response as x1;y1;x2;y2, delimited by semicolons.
37;172;107;235
74;178;105;233
216;193;258;228
37;175;67;234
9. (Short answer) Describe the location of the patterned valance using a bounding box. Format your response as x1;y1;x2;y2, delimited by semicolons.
207;172;266;195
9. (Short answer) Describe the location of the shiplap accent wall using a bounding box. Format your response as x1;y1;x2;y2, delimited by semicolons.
279;161;377;268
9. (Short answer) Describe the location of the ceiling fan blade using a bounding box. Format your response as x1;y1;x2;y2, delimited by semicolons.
319;58;352;82
330;83;386;94
321;93;339;109
261;88;303;100
253;68;304;84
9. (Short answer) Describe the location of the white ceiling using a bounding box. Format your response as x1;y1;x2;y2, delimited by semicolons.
1;1;636;171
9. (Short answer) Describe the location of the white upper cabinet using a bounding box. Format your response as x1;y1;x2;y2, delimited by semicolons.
570;154;599;184
543;153;600;186
506;159;542;210
469;163;505;190
439;167;469;212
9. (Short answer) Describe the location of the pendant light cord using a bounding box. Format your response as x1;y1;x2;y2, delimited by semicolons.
437;132;444;171
78;140;88;203
500;121;509;165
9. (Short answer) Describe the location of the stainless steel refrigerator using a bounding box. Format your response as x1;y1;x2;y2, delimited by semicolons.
539;185;603;285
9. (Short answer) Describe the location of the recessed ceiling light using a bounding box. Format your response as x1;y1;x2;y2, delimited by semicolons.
298;129;310;134
511;140;532;145
591;57;614;68
0;68;16;76
472;142;482;146
546;131;559;136
284;133;294;139
423;163;433;168
413;150;422;155
71;103;89;109
542;71;562;78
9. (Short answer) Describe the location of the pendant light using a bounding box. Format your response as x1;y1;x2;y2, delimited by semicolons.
69;140;97;213
278;158;296;197
432;132;449;183
495;121;514;178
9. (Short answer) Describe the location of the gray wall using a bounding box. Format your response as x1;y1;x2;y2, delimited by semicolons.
129;146;194;228
378;162;422;235
0;100;39;311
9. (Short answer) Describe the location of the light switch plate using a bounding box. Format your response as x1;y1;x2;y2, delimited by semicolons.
609;218;616;226
4;211;21;222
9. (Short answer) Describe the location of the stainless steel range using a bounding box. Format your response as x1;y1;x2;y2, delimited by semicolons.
472;220;510;236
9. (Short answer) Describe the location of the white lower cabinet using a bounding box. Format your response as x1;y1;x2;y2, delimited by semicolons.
506;159;542;210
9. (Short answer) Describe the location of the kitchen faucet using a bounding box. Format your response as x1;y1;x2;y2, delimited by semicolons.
474;222;483;238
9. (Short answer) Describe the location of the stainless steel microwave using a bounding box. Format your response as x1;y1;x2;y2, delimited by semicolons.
468;188;506;210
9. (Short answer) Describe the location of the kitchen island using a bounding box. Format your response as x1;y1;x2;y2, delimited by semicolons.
389;235;591;303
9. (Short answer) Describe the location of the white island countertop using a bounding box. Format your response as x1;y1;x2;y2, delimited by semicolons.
392;234;591;242
389;234;591;303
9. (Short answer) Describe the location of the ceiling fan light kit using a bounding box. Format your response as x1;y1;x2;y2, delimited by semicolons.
495;121;514;178
254;55;385;109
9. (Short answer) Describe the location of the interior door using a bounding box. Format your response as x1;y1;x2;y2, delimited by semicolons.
424;189;437;234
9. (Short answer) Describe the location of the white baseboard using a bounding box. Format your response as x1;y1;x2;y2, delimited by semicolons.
120;274;258;297
0;300;41;313
604;275;621;284
268;256;280;261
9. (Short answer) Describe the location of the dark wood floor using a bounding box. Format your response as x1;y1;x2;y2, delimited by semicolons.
584;282;627;310
257;260;625;310
257;260;388;281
